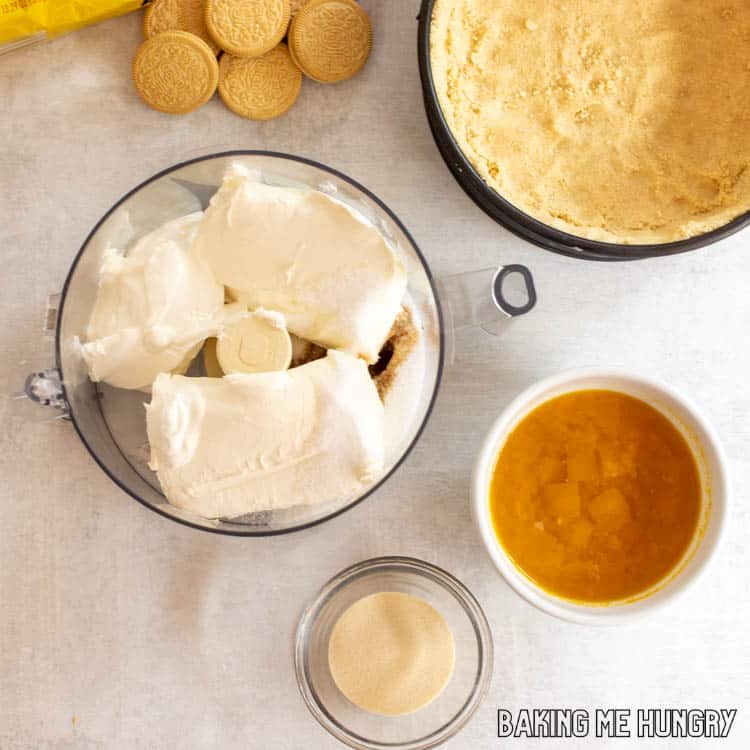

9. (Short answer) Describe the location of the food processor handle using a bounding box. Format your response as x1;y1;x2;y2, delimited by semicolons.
13;293;70;421
436;264;536;364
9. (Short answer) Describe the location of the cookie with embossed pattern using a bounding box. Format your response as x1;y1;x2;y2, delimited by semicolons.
218;43;302;120
133;31;219;114
289;0;309;17
143;0;220;55
289;0;371;83
205;0;290;58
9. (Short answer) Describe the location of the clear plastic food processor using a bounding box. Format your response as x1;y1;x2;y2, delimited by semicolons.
25;151;535;535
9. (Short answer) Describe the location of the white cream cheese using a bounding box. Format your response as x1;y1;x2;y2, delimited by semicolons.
193;166;407;364
146;350;385;518
81;213;230;391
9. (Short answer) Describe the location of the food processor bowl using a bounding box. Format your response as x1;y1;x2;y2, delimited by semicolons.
24;151;536;535
49;152;445;535
417;0;750;261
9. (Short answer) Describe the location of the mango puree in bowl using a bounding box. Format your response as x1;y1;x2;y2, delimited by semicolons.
489;390;702;604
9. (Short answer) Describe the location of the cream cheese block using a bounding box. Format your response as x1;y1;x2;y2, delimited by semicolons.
193;166;407;363
81;213;230;391
146;350;385;518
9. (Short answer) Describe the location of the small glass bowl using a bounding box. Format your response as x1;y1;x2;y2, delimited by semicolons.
294;557;493;750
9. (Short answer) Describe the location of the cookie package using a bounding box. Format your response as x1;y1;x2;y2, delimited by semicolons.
1;0;143;55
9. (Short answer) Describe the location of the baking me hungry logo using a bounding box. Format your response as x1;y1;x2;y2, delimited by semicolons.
497;708;737;739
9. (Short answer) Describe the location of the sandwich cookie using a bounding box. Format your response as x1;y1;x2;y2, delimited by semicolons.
143;0;220;55
289;0;308;17
218;43;302;120
205;0;290;57
289;0;371;83
133;30;219;114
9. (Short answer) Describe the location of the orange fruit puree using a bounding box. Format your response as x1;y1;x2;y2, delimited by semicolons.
489;390;702;603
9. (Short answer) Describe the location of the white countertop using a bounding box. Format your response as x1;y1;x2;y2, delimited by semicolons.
1;3;749;747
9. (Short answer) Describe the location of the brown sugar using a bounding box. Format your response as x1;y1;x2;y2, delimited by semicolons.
370;307;419;401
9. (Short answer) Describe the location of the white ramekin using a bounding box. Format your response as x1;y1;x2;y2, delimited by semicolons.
471;368;731;626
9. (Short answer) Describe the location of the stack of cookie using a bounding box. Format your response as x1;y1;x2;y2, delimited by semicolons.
133;0;372;119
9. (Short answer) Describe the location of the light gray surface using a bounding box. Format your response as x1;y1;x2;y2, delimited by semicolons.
1;3;749;748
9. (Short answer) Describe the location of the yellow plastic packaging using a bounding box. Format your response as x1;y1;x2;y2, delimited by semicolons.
1;0;145;54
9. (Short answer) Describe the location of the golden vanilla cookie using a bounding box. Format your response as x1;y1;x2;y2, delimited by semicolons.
133;31;219;114
143;0;220;55
290;0;308;17
218;44;302;120
205;0;290;58
289;0;371;83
